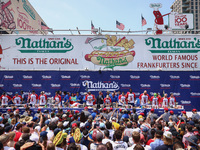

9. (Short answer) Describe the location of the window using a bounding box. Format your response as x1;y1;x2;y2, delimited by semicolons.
191;2;194;5
191;6;194;8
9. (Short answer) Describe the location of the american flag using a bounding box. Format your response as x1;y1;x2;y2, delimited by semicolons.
141;15;147;26
91;21;97;34
41;22;49;30
116;20;125;30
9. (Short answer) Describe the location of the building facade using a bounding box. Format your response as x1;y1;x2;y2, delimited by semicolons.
171;0;200;32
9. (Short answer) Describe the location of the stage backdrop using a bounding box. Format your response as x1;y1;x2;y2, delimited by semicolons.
0;35;200;70
0;71;199;111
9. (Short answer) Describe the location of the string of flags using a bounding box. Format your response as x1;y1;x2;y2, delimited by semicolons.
91;15;147;34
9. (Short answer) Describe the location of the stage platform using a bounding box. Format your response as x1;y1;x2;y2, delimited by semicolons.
0;107;184;117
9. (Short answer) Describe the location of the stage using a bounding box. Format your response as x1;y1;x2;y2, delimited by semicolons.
0;107;185;117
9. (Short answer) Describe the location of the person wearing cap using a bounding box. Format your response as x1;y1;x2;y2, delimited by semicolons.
28;90;38;107
82;106;91;118
192;109;200;121
162;108;170;122
39;91;47;107
150;93;160;109
181;111;187;122
85;92;95;107
53;131;67;150
185;135;199;150
70;115;80;128
0;92;11;108
112;130;128;150
169;93;176;108
161;94;169;108
149;108;158;122
139;90;150;107
169;110;178;123
80;129;90;147
29;125;41;142
12;92;22;106
150;130;164;150
155;131;173;150
182;124;194;148
90;132;103;150
39;131;49;150
73;128;87;150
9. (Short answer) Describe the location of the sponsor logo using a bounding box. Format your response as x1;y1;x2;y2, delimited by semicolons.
190;92;200;97
13;84;22;87
23;75;32;79
80;75;90;79
160;84;171;88
82;81;119;91
140;84;151;88
180;100;191;105
120;84;131;88
45;92;51;96
110;75;120;79
180;84;191;88
61;75;71;79
51;84;61;88
190;75;200;80
150;92;160;95
150;75;160;79
145;37;200;53
32;84;42;87
16;37;74;53
0;84;4;88
173;92;181;97
170;75;180;79
70;83;80;87
130;75;140;80
42;75;52;79
135;92;140;96
4;75;14;79
7;92;13;95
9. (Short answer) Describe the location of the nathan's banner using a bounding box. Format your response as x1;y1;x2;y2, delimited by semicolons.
0;35;200;70
169;12;194;29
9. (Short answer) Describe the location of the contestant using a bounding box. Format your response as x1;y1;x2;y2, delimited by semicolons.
54;91;61;107
139;90;150;107
126;88;136;107
118;91;126;106
12;92;22;106
161;93;169;108
29;90;38;107
104;95;111;107
169;93;176;108
0;92;11;107
39;91;47;107
150;93;160;109
85;92;95;107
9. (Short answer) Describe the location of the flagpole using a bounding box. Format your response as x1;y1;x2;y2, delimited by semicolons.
141;14;143;34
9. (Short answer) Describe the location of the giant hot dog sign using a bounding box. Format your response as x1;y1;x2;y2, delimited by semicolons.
0;35;200;70
84;35;135;69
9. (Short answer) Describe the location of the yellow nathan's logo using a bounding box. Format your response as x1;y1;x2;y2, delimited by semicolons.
85;35;136;69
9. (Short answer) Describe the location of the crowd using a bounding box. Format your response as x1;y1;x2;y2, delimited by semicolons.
0;89;178;109
0;105;199;150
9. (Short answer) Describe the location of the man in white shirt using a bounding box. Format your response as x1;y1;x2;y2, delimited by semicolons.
124;122;135;137
112;130;128;150
127;131;141;150
102;130;113;144
30;126;41;142
47;122;57;140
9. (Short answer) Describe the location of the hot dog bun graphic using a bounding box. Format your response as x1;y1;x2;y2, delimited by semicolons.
85;35;136;69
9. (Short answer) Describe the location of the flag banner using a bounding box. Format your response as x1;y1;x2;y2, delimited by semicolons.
91;21;96;34
116;20;125;30
141;15;147;26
